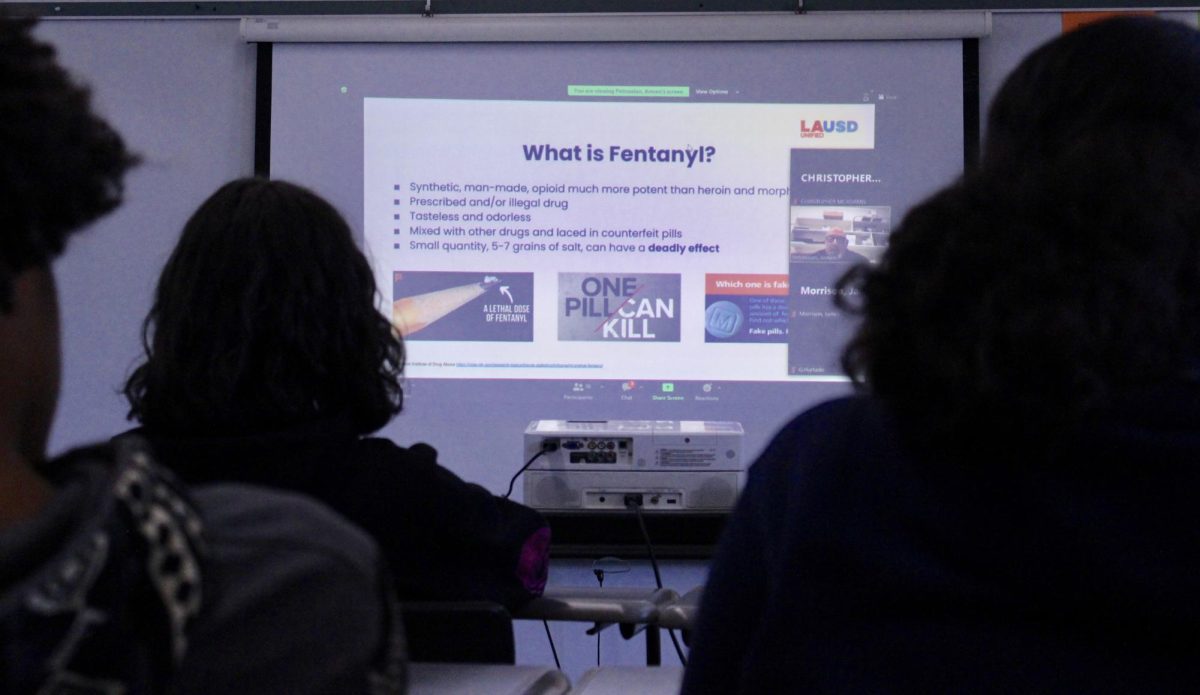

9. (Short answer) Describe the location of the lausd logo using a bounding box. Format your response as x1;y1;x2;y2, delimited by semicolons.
800;119;859;139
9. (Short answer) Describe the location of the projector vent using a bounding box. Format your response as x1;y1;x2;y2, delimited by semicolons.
657;448;716;468
532;475;580;508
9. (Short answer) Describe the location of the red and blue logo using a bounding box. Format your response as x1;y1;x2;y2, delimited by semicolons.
800;119;859;138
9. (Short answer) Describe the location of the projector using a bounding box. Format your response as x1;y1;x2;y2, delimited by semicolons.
522;420;745;512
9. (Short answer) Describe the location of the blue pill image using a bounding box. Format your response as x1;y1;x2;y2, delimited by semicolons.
705;301;745;338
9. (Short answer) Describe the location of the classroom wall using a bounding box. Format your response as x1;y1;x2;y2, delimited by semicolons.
27;9;1193;680
39;18;256;449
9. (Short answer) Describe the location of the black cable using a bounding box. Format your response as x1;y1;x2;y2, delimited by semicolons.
542;620;561;670
594;568;604;666
630;502;663;588
629;500;688;666
503;448;548;499
666;616;688;666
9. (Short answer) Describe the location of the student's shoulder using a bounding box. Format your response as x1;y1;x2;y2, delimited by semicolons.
354;437;440;466
179;484;403;694
751;395;890;482
767;395;881;452
191;483;379;575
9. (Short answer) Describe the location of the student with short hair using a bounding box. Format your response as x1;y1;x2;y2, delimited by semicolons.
0;18;404;693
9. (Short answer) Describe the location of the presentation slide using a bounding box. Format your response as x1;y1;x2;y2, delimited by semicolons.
364;98;873;381
270;38;966;473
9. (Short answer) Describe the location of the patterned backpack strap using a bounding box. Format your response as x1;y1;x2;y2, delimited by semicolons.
11;440;206;694
111;437;206;663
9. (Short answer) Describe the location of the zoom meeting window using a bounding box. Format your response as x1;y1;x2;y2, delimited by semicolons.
271;39;965;468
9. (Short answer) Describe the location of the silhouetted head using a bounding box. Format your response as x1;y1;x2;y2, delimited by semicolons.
125;178;404;436
0;18;135;310
824;228;849;255
0;18;135;468
838;17;1200;453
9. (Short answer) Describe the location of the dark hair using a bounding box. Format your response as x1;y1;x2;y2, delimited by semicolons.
124;178;404;436
0;18;136;310
838;17;1200;452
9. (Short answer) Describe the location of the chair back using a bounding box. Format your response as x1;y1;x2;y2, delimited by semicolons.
400;601;516;664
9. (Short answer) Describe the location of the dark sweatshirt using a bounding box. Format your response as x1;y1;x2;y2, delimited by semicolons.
125;418;549;611
684;389;1200;693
